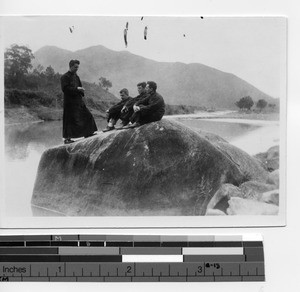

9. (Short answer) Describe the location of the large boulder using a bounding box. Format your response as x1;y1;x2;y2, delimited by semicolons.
31;119;270;216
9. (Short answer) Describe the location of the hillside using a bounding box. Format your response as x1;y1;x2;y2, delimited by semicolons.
33;45;279;109
5;78;120;124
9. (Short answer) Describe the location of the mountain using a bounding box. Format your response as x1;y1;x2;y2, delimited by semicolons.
33;45;278;109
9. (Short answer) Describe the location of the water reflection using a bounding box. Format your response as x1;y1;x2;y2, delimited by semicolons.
176;119;259;142
5;120;107;160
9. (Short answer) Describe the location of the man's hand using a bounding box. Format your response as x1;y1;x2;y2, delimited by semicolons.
77;87;85;93
121;106;128;113
133;105;141;112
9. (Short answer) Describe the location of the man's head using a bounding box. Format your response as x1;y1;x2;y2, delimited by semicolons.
119;88;129;100
146;81;157;94
69;59;80;73
137;82;146;95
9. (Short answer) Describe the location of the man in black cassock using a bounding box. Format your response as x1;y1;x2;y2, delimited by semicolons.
61;59;97;144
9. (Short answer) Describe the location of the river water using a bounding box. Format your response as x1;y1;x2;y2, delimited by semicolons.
4;115;279;217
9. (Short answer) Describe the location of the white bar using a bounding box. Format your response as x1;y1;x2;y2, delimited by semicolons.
215;235;242;242
187;236;215;242
122;255;183;262
59;247;119;255
182;247;243;255
242;234;263;241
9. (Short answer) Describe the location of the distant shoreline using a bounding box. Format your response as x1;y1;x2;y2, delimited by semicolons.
166;110;279;122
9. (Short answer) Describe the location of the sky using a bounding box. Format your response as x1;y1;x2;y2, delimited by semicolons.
1;16;286;98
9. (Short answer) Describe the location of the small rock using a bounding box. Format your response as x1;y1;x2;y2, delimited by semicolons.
227;197;279;215
261;190;279;206
254;145;279;171
206;184;242;211
205;208;226;216
267;169;280;188
240;180;277;200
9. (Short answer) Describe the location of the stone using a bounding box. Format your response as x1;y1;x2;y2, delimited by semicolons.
261;190;279;206
205;184;242;214
32;119;270;216
267;169;280;188
254;145;279;171
227;197;279;215
205;209;227;216
239;181;277;200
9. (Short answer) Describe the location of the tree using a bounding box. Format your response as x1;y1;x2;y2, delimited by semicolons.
32;64;44;76
256;99;268;111
45;66;55;78
4;44;35;88
235;96;254;110
99;77;112;91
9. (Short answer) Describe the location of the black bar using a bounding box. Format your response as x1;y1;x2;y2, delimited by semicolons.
0;242;24;247
24;235;52;241
79;241;104;247
243;241;263;247
51;241;78;247
134;242;161;247
60;255;122;262
188;242;214;247
183;255;246;262
0;255;60;262
0;236;24;241
26;241;51;247
106;241;133;247
0;248;58;254
51;235;79;241
244;247;264;261
161;242;188;247
214;242;243;247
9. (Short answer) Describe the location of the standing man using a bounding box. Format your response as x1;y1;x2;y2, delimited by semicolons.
61;59;98;144
124;81;165;128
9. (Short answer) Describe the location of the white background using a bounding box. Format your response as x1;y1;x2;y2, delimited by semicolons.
0;0;299;291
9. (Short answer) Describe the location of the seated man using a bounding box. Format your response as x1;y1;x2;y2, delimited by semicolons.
103;88;132;132
123;81;165;128
118;82;148;128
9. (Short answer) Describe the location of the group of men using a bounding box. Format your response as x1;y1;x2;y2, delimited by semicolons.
103;81;165;132
61;59;165;144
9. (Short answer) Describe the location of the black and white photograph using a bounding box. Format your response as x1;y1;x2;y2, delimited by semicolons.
1;16;286;228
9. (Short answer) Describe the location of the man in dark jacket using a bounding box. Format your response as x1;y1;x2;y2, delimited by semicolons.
61;59;97;144
123;81;165;128
117;82;148;128
102;88;132;132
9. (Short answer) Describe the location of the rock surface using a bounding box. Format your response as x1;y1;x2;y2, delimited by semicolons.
255;145;279;171
227;197;279;215
261;190;279;206
32;119;271;216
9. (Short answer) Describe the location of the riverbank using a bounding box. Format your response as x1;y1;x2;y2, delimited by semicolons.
167;110;279;121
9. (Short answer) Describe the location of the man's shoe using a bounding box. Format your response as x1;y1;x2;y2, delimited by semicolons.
102;126;115;132
121;123;133;129
84;133;97;138
115;122;129;130
128;122;141;128
64;139;75;144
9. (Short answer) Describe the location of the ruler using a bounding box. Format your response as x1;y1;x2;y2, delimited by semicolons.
0;234;265;282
